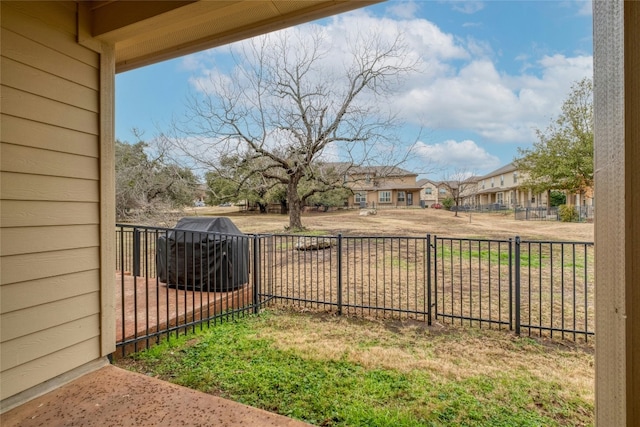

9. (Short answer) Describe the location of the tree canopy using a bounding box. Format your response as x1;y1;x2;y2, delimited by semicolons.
115;139;198;221
166;26;418;230
514;78;593;200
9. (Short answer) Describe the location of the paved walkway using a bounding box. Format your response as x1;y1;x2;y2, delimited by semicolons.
1;365;311;427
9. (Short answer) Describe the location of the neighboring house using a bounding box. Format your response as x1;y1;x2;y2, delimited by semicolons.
417;178;478;207
475;162;594;210
475;163;534;208
417;179;449;206
345;166;422;208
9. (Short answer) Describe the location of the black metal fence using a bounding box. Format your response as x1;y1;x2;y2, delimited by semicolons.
114;224;271;357
515;206;594;222
115;225;595;355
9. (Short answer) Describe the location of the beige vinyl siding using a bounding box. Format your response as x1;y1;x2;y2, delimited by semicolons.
1;2;104;401
1;270;101;314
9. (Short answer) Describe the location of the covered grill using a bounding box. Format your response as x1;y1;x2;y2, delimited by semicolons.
156;217;249;292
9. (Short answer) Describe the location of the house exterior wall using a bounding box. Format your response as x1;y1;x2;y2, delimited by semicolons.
476;166;549;208
347;171;420;208
1;1;112;404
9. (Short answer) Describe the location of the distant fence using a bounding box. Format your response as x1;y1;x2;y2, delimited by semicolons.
515;206;594;222
115;225;595;355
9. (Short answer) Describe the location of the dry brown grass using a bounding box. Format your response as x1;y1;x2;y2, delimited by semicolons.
191;205;594;241
121;207;594;341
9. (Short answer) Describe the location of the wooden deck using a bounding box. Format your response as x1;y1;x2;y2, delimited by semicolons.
115;273;253;357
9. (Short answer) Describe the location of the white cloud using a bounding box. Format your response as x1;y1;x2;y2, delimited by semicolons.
387;1;420;19
394;53;592;143
183;6;592;159
413;139;501;171
572;0;592;16
448;1;485;15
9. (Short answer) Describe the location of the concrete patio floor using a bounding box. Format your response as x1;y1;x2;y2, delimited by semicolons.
1;365;311;427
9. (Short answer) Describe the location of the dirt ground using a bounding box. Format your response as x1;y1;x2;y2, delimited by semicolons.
185;206;594;242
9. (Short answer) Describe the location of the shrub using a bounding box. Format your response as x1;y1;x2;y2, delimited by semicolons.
550;190;566;207
442;197;455;210
559;204;579;222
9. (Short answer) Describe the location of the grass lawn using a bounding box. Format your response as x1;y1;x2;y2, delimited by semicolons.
116;309;594;426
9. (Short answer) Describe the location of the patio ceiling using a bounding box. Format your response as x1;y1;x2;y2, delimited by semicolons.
82;0;380;72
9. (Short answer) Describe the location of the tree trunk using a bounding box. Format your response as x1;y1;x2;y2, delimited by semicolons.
287;179;304;230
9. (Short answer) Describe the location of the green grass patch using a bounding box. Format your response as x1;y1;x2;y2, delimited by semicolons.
120;311;593;427
436;243;545;268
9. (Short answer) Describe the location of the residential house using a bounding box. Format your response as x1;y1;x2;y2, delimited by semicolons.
0;2;637;425
417;179;444;206
346;166;422;208
472;163;550;209
475;162;594;210
418;177;479;208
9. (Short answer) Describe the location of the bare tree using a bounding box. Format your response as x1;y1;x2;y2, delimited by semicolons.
439;169;478;217
166;26;418;230
115;139;199;224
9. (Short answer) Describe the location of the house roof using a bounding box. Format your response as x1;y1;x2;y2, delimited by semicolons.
417;178;434;187
82;1;381;72
326;162;417;177
417;177;479;188
478;162;517;179
353;183;423;191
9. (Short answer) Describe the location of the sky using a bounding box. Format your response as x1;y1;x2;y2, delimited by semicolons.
115;0;593;179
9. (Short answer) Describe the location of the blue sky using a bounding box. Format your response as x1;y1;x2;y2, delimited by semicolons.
115;0;592;178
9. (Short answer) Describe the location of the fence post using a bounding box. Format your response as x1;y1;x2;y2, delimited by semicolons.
133;227;141;277
514;236;521;335
508;237;513;330
433;235;438;322
252;235;260;314
426;234;432;326
337;233;343;315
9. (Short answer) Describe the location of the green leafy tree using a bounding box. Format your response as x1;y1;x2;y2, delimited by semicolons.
442;197;455;210
167;27;417;230
204;155;285;213
306;187;352;210
515;78;593;205
549;190;567;207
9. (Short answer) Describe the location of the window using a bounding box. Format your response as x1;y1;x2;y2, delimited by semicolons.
355;192;366;203
491;178;494;188
500;175;504;186
365;174;371;183
425;188;433;195
379;191;391;203
397;191;405;202
439;188;447;194
513;172;518;184
482;180;485;189
497;192;504;204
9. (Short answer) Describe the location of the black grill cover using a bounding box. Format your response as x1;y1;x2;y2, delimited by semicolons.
156;217;249;292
